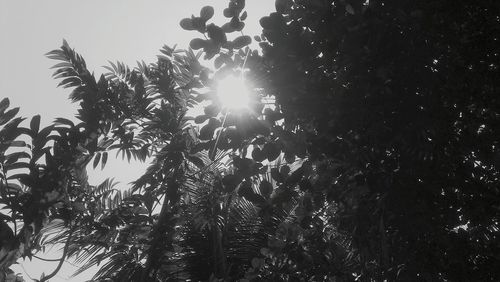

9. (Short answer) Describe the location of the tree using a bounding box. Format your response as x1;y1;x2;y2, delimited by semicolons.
248;0;500;280
1;0;499;281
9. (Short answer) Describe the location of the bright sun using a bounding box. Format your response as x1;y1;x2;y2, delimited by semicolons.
216;74;250;110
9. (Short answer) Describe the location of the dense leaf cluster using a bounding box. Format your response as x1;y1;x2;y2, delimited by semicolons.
253;0;500;280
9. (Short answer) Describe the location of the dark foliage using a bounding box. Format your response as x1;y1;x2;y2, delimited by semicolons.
251;0;500;280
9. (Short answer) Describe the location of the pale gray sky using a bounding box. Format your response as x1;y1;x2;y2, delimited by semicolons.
0;1;274;280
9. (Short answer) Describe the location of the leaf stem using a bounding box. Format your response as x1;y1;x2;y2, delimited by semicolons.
39;226;75;282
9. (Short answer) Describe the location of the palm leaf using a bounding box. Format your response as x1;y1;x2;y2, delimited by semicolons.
46;40;96;102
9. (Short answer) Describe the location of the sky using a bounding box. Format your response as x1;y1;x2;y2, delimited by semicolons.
0;1;274;280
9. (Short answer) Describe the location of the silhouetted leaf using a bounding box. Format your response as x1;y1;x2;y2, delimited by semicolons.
238;180;253;197
240;11;247;21
8;140;26;148
93;153;101;169
53;117;75;127
4;162;30;171
223;8;233;18
204;104;220;117
180;18;195;30
194;114;209;124
30;115;41;134
271;168;283;183
0;108;19;126
251;147;266;162
101;152;108;170
199;124;215;141
280;165;290;177
231;36;251;49
190;38;206;50
0;98;9;114
263;142;280;162
259;180;273;199
200;6;214;21
207;24;227;44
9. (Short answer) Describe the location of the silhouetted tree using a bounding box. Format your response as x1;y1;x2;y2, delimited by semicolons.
248;0;500;280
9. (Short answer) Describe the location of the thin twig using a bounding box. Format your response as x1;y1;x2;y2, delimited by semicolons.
33;255;61;262
210;112;228;160
20;263;35;281
39;226;75;282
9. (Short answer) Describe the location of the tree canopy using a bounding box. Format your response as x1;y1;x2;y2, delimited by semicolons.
0;0;499;281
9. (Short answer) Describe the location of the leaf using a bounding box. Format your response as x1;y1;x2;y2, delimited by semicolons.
5;151;31;164
286;167;304;186
263;142;281;162
191;17;207;33
5;162;30;171
223;8;233;18
238;180;253;198
207;24;227;44
0;98;9;114
240;11;248;21
230;17;245;32
0;108;19;126
260;16;272;29
7;173;30;181
93;153;101;169
57;77;80;88
200;6;214;21
190;38;207;50
6;183;22;194
204;104;220;117
221;22;235;33
280;165;290;177
101;152;108;170
53;117;75;127
199;123;216;141
259;180;273;198
30;115;41;134
214;55;225;69
284;151;295;163
204;47;219;60
180;18;195;30
8;140;26;147
33;125;54;149
271;168;283;183
231;35;252;49
194;114;209;124
251;147;266;162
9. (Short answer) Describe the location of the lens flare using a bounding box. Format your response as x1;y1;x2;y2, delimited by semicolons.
217;74;250;110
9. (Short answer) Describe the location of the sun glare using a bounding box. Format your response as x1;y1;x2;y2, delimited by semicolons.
217;74;250;110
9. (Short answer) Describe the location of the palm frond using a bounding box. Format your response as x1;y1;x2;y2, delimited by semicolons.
103;61;135;87
46;40;95;102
